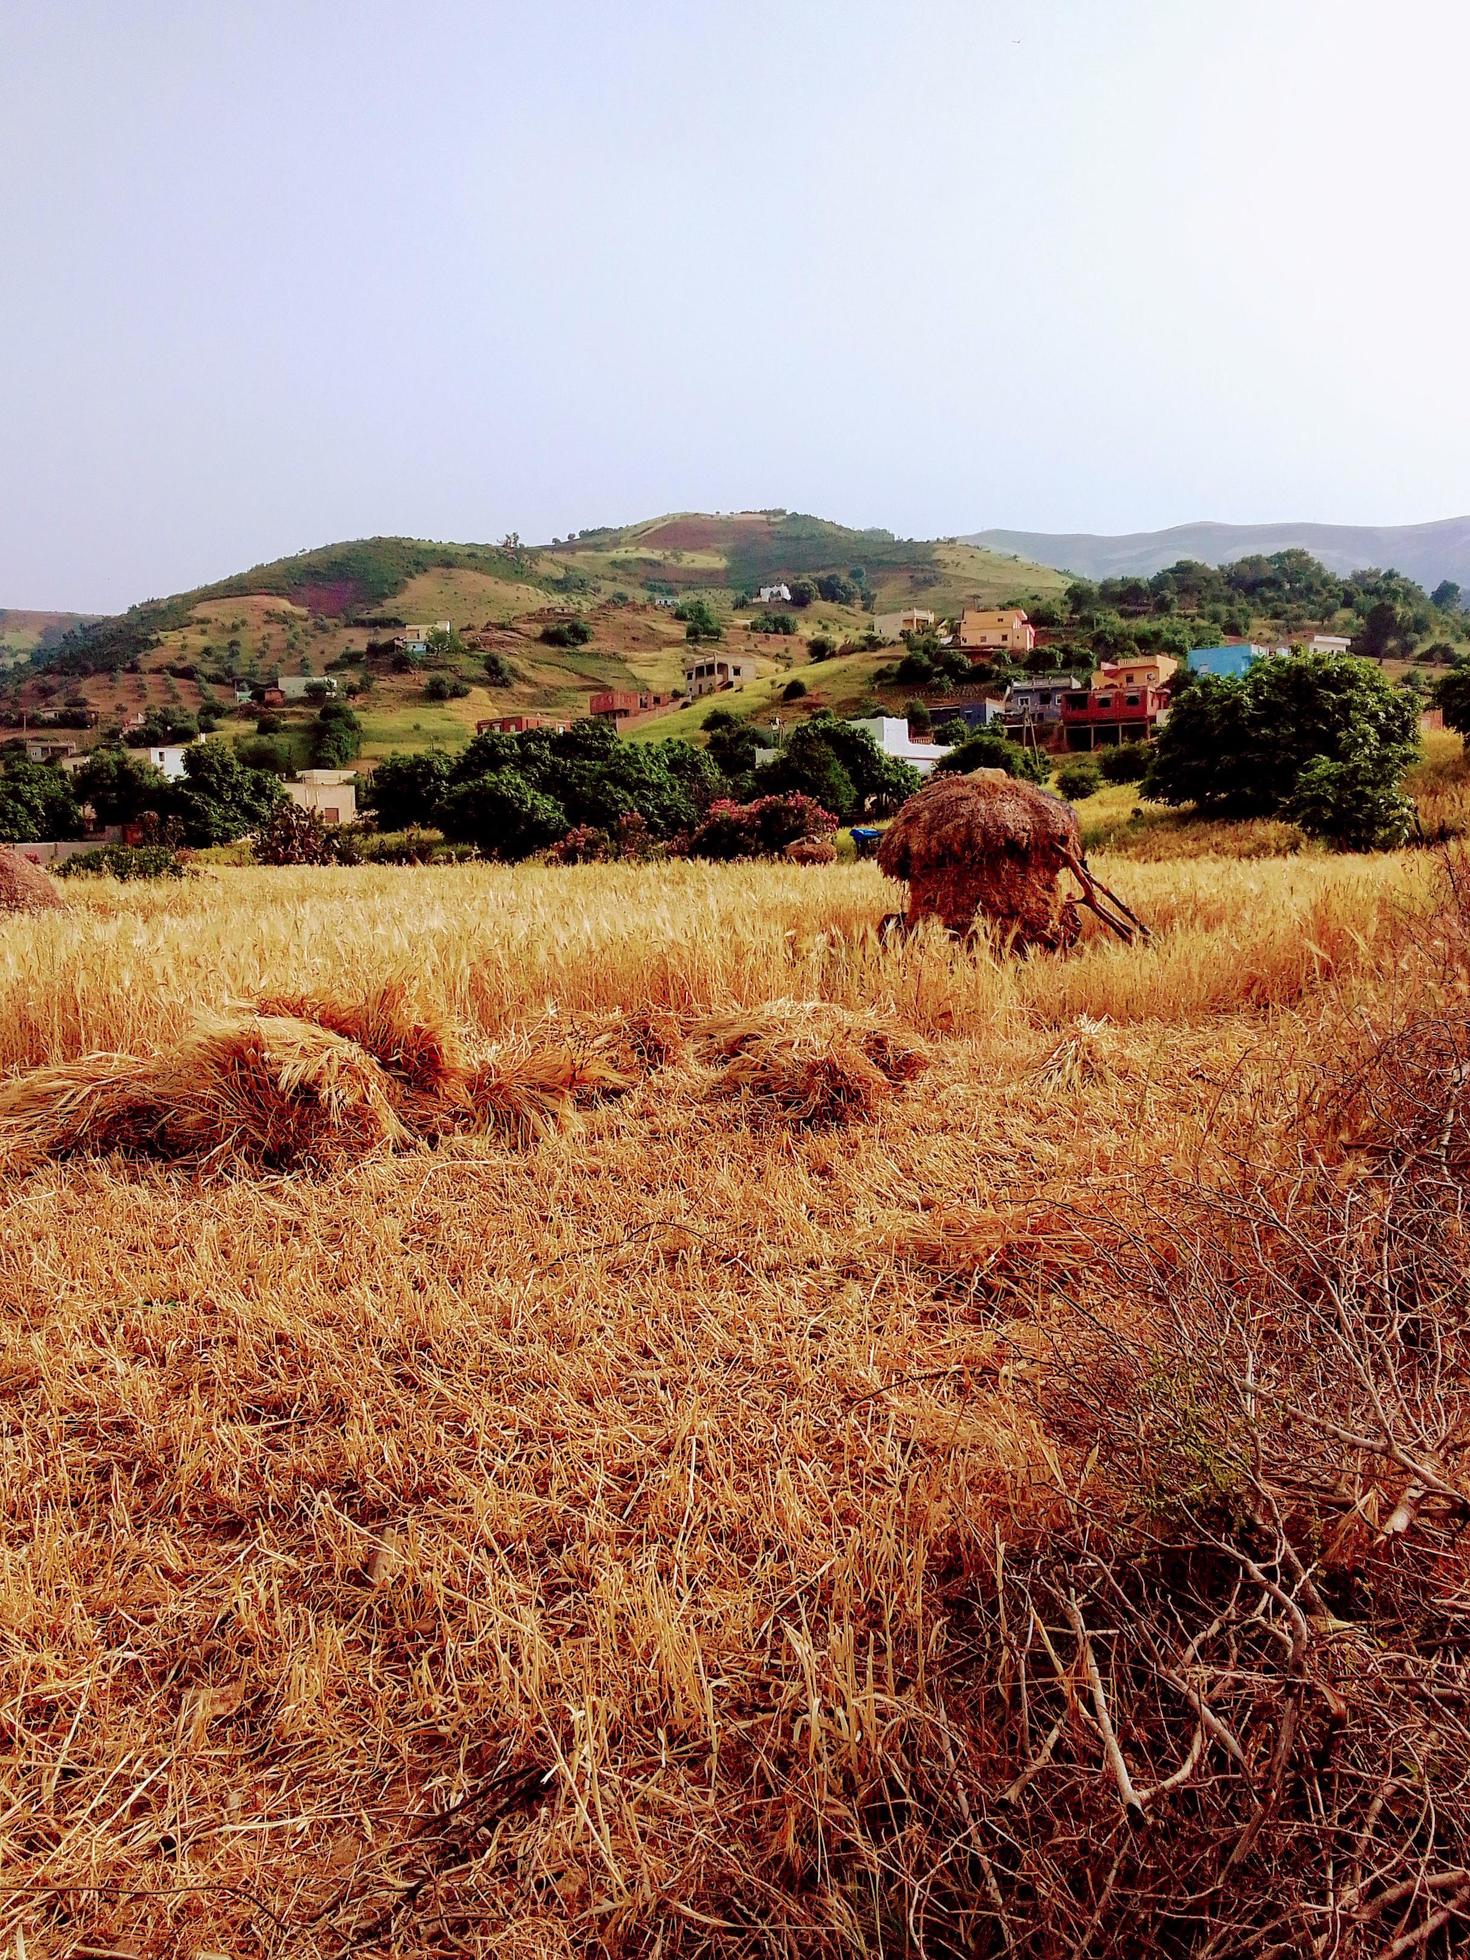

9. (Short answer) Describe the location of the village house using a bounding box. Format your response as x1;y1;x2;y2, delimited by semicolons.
273;673;339;702
146;743;197;780
285;769;356;826
848;716;953;775
475;713;568;735
24;737;79;766
683;652;757;700
958;608;1036;657
874;607;937;640
589;688;673;724
391;621;451;655
997;673;1087;736
1305;633;1351;655
1061;679;1171;750
757;584;792;605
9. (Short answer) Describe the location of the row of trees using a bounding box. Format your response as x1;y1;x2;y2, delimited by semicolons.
0;742;284;846
366;713;921;858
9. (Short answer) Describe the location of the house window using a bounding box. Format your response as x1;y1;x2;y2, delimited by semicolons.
1125;692;1140;706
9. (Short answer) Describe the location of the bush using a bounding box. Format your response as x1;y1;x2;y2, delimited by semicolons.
904;698;932;736
1099;741;1153;783
1288;753;1414;850
438;771;568;859
1055;758;1103;801
540;618;592;648
690;793;837;860
483;653;516;687
253;802;361;866
55;844;186;881
424;674;471;701
782;679;808;701
807;636;835;661
364;751;453;831
676;599;723;643
754;613;797;636
937;731;1052;784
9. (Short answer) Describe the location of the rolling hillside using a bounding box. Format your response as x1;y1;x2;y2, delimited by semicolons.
0;608;95;666
0;515;1067;762
966;516;1470;588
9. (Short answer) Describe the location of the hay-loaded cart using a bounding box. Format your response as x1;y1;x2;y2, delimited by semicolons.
875;772;1148;952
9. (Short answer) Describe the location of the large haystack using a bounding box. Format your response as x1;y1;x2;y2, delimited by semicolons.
877;772;1148;950
877;772;1083;949
0;846;64;915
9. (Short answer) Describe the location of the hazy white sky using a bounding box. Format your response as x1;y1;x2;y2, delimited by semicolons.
4;0;1469;610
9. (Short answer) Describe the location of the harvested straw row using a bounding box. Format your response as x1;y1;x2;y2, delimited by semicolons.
0;990;931;1174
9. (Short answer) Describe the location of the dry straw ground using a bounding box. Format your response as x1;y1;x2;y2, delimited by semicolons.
3;852;1469;1957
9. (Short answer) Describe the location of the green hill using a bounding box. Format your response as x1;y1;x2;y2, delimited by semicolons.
0;514;1069;763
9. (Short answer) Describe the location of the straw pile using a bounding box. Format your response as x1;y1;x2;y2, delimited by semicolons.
783;834;838;865
0;987;634;1173
877;771;1083;948
0;845;63;914
691;999;929;1128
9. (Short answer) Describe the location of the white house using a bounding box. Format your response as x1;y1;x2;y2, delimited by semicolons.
146;743;196;781
1305;634;1351;655
683;652;757;700
274;673;339;702
285;770;357;825
849;716;952;775
757;584;792;605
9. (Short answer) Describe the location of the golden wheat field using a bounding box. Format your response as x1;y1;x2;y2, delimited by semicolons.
4;852;1470;1959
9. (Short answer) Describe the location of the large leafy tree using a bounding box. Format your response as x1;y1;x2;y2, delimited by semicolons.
72;747;169;826
438;771;568;858
364;751;454;830
168;743;284;846
0;760;84;842
1146;651;1418;844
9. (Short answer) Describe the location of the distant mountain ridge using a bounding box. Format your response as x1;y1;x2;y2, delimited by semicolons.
964;517;1470;590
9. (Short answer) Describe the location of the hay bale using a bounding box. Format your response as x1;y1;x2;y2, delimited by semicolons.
692;1000;929;1129
0;846;64;915
877;773;1082;950
783;835;838;866
0;1015;408;1173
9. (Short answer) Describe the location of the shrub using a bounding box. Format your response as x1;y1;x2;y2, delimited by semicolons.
690;793;837;860
807;636;835;661
937;731;1052;784
782;679;808;701
754;613;797;636
1099;740;1153;783
438;771;568;860
540;619;592;648
904;698;932;736
483;653;516;687
424;674;470;701
253;802;361;866
1288;753;1415;850
55;844;186;881
1055;758;1103;801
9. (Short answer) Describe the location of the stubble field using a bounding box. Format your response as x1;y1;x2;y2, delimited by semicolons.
4;851;1468;1958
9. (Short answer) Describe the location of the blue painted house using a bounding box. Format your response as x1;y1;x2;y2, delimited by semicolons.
1189;643;1273;680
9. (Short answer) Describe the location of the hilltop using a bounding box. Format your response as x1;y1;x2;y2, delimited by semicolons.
0;515;1068;763
967;514;1470;588
0;608;95;667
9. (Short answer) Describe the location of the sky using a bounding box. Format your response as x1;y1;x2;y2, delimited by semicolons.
4;0;1469;612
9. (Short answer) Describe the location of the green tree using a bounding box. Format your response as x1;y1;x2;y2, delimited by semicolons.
1056;757;1103;800
937;731;1051;784
1147;652;1419;825
438;771;568;859
1432;580;1462;613
312;702;362;768
0;760;84;842
1289;754;1414;850
168;743;284;847
677;599;723;643
905;698;932;736
73;747;170;825
483;653;516;687
365;751;453;831
1436;656;1470;743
